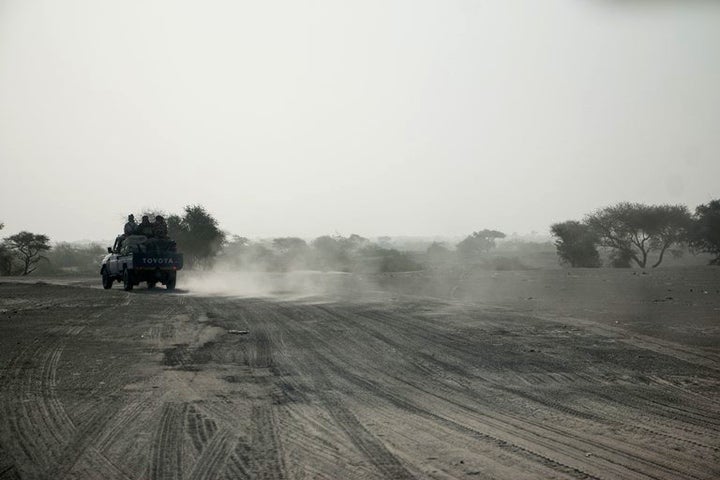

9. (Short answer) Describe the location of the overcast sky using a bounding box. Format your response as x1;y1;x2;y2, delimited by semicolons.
1;0;719;242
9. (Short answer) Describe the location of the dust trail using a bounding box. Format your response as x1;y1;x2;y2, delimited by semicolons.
178;271;380;302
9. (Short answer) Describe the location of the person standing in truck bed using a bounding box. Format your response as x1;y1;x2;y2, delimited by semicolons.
124;214;137;235
152;215;168;239
137;215;154;237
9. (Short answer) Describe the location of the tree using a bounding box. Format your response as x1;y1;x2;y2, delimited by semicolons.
689;199;720;265
377;236;392;248
272;237;308;254
425;241;451;267
311;235;349;271
426;241;449;256
585;203;691;268
3;231;51;275
309;234;368;271
41;242;106;274
0;222;14;275
456;229;506;261
168;205;226;268
272;237;309;270
343;234;369;250
229;235;249;247
608;248;633;268
357;244;423;273
550;221;601;267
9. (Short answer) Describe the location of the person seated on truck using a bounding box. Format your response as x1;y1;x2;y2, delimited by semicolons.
124;214;137;236
152;215;168;239
113;235;123;253
137;215;154;237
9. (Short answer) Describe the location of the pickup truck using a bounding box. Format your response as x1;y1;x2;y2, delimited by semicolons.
100;235;183;291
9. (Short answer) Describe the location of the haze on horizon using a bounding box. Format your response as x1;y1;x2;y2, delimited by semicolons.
1;0;719;243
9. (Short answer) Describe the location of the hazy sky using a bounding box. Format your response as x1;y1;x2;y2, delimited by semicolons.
1;0;719;242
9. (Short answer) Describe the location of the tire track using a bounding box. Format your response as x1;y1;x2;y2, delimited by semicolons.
535;314;720;373
41;335;134;480
3;339;54;475
247;404;287;479
148;403;187;480
249;301;570;479
42;398;131;480
238;303;412;478
267;300;712;479
376;340;716;478
187;405;218;455
187;427;237;480
224;441;253;480
314;346;599;480
587;388;720;433
221;302;387;479
96;394;158;454
320;301;720;475
141;299;283;479
318;390;415;480
40;344;76;446
420;384;713;480
500;386;720;454
354;304;720;461
2;327;131;479
279;404;366;478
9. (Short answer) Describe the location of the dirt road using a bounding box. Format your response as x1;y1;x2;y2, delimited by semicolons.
0;274;718;479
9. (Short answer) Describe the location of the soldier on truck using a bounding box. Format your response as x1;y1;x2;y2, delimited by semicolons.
124;214;137;235
137;216;154;237
152;215;168;238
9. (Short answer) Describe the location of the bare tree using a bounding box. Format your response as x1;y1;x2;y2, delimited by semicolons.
585;203;691;268
3;231;51;275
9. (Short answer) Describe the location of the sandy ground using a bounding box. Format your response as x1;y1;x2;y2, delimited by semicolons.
0;268;718;479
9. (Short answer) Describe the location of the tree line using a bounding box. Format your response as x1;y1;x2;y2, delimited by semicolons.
1;199;717;275
550;200;720;268
218;233;422;273
218;229;515;273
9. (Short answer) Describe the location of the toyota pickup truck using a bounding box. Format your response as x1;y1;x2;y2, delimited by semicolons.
100;235;183;291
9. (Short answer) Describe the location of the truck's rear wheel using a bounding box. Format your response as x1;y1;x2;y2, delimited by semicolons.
166;272;176;291
123;269;134;291
102;268;113;290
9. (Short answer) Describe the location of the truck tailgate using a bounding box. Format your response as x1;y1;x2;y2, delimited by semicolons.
133;253;184;270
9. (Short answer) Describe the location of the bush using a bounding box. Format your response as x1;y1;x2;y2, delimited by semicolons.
550;221;601;268
38;242;106;275
689;199;720;265
357;245;423;273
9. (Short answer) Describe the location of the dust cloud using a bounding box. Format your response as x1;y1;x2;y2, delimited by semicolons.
178;270;384;303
